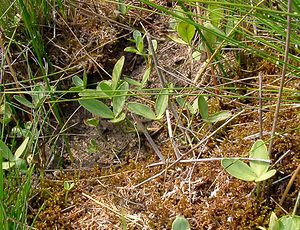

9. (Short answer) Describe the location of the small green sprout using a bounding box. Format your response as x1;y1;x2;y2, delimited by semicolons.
1;137;29;173
172;216;191;230
221;140;276;182
64;181;75;205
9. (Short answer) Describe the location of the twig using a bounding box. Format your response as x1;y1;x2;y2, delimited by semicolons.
268;0;292;155
145;31;193;155
279;163;300;206
82;192;143;227
185;109;245;155
0;28;19;88
258;72;263;139
132;110;244;188
132;114;165;163
148;157;271;167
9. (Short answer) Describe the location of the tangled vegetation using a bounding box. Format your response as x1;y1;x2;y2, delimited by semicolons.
0;0;299;229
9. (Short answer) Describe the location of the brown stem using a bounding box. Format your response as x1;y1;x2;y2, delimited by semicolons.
268;0;292;155
280;163;300;206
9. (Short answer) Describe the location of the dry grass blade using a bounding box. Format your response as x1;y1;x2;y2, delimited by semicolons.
82;192;143;228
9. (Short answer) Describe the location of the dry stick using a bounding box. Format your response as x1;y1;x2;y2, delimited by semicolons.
0;29;20;88
132;110;244;189
258;72;263;139
279;163;300;206
148;157;271;167
268;0;292;155
145;32;194;157
132;114;166;163
185;109;245;155
82;192;143;227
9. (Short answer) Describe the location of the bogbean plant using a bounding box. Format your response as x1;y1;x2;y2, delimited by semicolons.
169;5;229;61
75;28;234;128
221;140;277;197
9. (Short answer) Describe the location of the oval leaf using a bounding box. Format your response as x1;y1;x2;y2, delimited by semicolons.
112;56;125;90
128;102;156;120
2;161;15;170
155;89;169;119
205;110;231;123
72;75;84;87
0;140;14;161
141;67;151;88
79;99;114;119
172;216;190;230
99;81;113;98
113;82;129;116
167;34;188;45
221;158;257;181
269;212;279;230
249;140;269;177
14;95;34;108
198;95;209;119
278;215;300;230
14;137;29;159
15;158;27;173
177;22;195;44
79;89;107;99
124;47;138;54
255;169;276;182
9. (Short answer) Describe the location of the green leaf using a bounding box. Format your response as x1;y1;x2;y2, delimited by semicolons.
141;67;151;88
221;158;257;182
72;75;84;87
113;82;129;116
110;112;126;123
203;22;225;49
0;103;12;125
112;56;125;90
136;35;144;53
176;22;195;44
79;89;108;99
32;84;45;107
192;51;201;61
0;141;14;161
99;81;113;98
176;97;196;115
15;158;27;173
79;99;114;119
84;118;99;127
133;30;142;41
124;77;142;87
128;102;156;120
255;169;276;182
2;161;15;170
151;39;158;52
118;0;127;15
14;95;34;108
172;216;191;230
208;3;224;27
278;215;300;230
155;89;169;119
167;34;188;45
249;140;269;177
269;212;279;230
124;47;139;54
205;110;232;123
14;137;29;159
198;95;209;119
